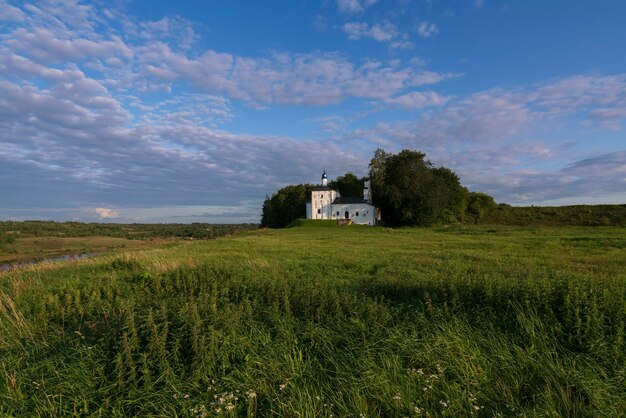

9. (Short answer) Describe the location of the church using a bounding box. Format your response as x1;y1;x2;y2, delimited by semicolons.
305;171;380;226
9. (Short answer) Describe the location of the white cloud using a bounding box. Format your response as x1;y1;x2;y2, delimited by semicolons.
1;0;625;221
416;21;439;39
0;2;454;107
343;21;399;42
335;74;626;204
337;0;378;14
0;0;25;22
385;91;450;109
343;21;414;49
95;208;119;218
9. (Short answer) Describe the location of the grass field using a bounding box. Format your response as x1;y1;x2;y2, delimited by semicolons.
1;222;625;416
0;236;151;264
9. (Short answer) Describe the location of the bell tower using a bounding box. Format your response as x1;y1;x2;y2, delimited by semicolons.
321;170;328;186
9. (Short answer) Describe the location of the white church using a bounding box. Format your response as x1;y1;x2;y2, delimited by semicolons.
306;171;380;226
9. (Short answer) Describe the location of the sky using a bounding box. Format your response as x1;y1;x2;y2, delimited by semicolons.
1;0;625;223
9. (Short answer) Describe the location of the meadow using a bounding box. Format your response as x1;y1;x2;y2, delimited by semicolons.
0;222;256;266
1;221;625;416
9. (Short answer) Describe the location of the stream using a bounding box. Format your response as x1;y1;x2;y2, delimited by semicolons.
0;252;97;272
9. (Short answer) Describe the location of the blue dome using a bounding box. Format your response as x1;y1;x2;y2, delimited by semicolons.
322;170;327;179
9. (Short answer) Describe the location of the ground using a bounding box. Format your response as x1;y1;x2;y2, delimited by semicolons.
1;222;625;416
0;236;151;264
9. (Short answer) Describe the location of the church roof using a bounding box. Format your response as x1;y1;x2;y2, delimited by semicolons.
332;196;370;204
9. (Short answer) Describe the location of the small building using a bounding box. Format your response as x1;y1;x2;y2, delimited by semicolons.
305;171;380;226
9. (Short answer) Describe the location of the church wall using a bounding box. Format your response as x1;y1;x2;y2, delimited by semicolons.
330;203;376;225
310;190;337;220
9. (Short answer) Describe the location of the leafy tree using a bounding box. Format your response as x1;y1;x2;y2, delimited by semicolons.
328;172;364;197
466;192;497;223
261;184;313;228
429;167;468;223
369;149;468;226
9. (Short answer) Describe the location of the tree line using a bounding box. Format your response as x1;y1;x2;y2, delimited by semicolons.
261;148;497;228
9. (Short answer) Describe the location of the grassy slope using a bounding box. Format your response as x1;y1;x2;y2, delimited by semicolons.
1;223;625;416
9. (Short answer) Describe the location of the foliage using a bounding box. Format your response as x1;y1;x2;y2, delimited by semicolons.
328;172;365;197
466;192;497;223
0;221;257;240
0;232;16;252
1;225;625;416
369;149;468;226
261;184;313;228
482;204;626;226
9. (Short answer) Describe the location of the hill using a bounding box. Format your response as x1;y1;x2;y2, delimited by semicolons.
483;204;626;226
1;224;625;416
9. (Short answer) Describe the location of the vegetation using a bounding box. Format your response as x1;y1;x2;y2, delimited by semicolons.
0;222;258;266
0;221;257;240
369;149;467;226
483;204;626;227
1;222;625;416
261;184;313;228
0;236;149;264
328;172;365;197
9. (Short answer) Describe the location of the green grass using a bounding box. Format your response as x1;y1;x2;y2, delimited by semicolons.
1;223;625;416
0;236;151;264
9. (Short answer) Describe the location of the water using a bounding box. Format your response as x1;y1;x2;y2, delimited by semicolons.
0;252;97;272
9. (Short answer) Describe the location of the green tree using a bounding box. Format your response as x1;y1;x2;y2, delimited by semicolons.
369;149;468;226
261;184;313;228
328;172;364;197
466;192;497;223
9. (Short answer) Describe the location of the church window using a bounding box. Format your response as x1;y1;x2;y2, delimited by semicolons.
321;194;323;198
336;211;339;216
356;211;359;216
317;209;321;214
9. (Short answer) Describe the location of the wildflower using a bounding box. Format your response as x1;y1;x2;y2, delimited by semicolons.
439;400;448;408
414;406;422;414
184;394;190;399
473;405;480;411
392;394;402;401
225;404;235;411
246;390;257;399
279;383;287;390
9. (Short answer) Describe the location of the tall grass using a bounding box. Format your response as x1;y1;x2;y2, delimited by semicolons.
1;224;625;416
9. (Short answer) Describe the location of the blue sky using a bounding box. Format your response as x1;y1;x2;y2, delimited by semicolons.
0;0;625;223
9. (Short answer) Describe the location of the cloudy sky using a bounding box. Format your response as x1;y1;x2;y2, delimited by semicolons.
1;0;625;223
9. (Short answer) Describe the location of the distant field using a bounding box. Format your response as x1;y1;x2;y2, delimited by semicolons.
1;222;625;416
0;236;150;263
